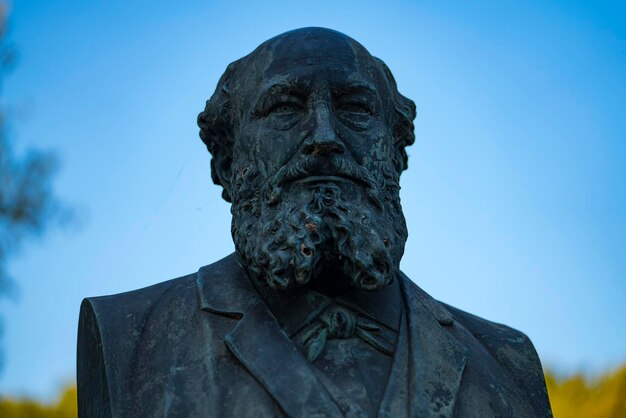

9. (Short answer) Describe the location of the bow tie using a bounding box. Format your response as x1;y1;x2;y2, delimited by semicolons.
292;303;396;362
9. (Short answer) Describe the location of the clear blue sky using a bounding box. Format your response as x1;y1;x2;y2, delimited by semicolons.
1;0;625;400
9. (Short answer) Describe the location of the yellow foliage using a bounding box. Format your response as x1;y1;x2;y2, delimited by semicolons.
1;365;626;418
546;365;626;418
0;386;77;418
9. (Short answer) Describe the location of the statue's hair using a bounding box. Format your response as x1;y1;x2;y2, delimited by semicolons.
197;56;416;202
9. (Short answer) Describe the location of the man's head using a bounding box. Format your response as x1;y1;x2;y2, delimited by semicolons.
198;27;416;292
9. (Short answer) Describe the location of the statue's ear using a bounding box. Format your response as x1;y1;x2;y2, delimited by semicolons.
199;60;242;202
210;149;233;202
373;57;416;174
198;86;233;202
198;104;235;203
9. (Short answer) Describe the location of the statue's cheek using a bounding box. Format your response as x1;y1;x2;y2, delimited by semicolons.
236;129;301;176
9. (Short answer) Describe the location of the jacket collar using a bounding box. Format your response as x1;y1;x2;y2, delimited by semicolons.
196;253;257;318
196;253;453;325
197;253;468;418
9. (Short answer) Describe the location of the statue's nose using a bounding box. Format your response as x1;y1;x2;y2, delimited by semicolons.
302;104;346;156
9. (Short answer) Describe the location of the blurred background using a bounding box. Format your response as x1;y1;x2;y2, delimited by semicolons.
0;0;624;416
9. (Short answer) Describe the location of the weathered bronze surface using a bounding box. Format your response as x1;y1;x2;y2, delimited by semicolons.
77;28;553;417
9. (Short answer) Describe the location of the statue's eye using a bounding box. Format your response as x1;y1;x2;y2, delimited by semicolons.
335;100;374;132
268;103;302;115
261;100;305;131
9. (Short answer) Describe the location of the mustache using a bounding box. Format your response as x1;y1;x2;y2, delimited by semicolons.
263;154;382;208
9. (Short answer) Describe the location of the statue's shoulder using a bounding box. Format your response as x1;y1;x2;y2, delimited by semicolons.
400;274;550;414
399;274;544;369
80;253;238;324
77;254;238;417
442;302;551;410
400;275;543;367
80;272;196;325
443;302;539;361
76;272;194;416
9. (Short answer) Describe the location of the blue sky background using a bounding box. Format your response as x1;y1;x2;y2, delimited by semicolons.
1;0;625;401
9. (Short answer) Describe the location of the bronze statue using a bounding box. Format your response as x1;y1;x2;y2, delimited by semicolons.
77;27;552;417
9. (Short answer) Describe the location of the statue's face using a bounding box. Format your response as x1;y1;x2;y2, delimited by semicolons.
227;29;408;292
234;30;396;189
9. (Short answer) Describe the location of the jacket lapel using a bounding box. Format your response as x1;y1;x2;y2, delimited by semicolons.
400;274;468;418
197;254;343;418
196;255;468;418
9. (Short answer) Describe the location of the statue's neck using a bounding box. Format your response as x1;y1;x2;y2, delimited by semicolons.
248;267;403;336
307;263;353;297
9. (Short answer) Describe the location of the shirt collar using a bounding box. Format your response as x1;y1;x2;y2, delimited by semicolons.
252;273;404;337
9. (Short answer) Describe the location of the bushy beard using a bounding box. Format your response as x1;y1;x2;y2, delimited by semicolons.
230;152;408;292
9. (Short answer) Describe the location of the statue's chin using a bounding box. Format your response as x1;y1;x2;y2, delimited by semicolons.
298;260;359;295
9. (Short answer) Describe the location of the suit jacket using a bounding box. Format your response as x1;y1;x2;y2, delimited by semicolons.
77;253;552;417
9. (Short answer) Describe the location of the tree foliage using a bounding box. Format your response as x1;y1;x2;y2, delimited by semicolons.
546;364;626;418
0;1;64;375
0;3;61;294
0;386;77;418
0;132;59;291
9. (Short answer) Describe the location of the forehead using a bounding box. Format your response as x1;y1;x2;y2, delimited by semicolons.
266;29;359;75
243;29;384;94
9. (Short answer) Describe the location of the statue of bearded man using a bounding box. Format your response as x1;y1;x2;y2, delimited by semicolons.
77;27;553;418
